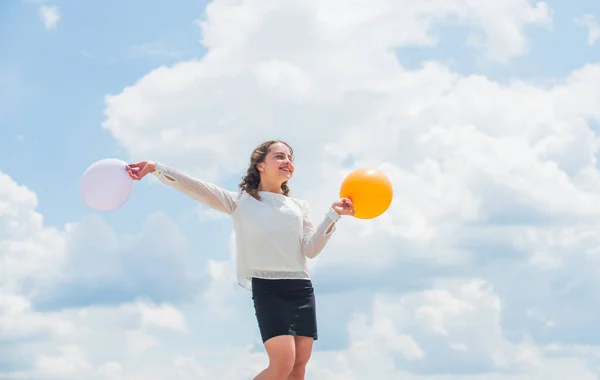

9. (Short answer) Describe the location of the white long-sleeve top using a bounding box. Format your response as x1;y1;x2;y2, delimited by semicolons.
152;162;341;290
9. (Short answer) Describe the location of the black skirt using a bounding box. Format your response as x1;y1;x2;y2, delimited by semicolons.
251;277;318;343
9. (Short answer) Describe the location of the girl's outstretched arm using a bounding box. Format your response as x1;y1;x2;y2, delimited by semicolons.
128;160;240;214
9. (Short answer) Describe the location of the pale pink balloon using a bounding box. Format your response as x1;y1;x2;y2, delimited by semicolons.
81;158;134;212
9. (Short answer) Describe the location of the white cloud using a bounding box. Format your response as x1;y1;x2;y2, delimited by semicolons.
0;171;199;378
38;5;60;30
35;211;204;310
574;14;600;46
136;301;188;333
0;293;195;379
0;171;66;294
103;0;552;176
305;279;600;379
35;345;95;379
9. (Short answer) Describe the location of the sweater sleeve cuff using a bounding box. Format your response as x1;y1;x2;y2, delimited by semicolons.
152;162;164;176
326;207;341;223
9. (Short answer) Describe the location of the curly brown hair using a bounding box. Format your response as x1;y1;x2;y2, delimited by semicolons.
239;140;294;200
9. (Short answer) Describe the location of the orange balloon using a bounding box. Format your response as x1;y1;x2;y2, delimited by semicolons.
340;168;393;219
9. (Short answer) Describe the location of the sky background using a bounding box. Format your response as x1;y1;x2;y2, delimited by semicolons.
2;0;600;379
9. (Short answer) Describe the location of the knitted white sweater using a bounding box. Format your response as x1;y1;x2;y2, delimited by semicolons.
153;162;341;290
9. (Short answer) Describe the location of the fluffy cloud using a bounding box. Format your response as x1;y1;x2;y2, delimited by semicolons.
0;171;202;379
38;5;60;30
37;212;204;310
103;0;552;177
307;279;600;379
0;297;191;380
574;14;600;46
0;171;66;294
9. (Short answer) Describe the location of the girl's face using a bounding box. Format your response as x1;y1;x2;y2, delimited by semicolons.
257;142;294;182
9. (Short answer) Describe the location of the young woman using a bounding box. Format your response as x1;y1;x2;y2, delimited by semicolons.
126;140;355;380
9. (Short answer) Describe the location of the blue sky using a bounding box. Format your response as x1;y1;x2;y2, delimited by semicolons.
2;0;600;379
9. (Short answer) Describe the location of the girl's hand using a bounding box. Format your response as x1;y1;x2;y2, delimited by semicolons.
331;198;355;217
126;161;156;181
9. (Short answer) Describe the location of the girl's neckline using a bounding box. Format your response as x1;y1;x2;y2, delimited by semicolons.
258;190;285;197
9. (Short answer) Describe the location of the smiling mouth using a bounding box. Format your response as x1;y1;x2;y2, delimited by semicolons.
280;167;291;173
